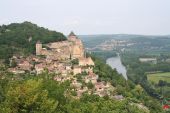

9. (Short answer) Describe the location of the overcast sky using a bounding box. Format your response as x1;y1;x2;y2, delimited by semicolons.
0;0;170;35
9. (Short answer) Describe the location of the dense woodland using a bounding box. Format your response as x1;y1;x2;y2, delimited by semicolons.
91;50;117;61
0;22;66;60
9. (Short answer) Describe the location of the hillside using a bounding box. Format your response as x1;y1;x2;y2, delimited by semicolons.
0;23;165;113
0;56;164;113
79;34;170;51
0;22;66;60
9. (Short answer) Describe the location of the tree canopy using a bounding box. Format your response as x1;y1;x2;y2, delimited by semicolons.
0;21;66;60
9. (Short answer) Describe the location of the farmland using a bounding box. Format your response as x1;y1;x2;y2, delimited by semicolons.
147;72;170;83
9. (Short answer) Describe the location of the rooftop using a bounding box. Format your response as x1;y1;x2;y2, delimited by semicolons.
69;31;76;36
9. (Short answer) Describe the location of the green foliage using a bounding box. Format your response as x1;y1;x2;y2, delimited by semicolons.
0;21;66;60
92;55;126;87
92;55;164;112
86;82;94;89
70;90;77;96
0;62;164;113
0;33;165;112
121;53;168;112
148;72;170;84
71;58;79;65
91;50;117;61
63;95;149;113
121;52;170;98
0;79;58;113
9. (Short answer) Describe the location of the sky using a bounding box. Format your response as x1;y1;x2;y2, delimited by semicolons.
0;0;170;35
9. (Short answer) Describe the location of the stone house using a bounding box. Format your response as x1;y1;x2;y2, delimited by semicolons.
54;76;71;83
76;87;88;97
94;82;105;92
71;79;82;90
79;57;95;66
18;60;33;71
73;65;82;75
35;63;46;74
85;72;98;84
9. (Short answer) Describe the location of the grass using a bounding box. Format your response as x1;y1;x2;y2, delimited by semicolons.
147;72;170;83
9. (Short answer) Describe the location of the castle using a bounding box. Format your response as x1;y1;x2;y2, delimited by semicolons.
36;31;94;67
8;31;94;75
36;31;85;60
8;32;115;98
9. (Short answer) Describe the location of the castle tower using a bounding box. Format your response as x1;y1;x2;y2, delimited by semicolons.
36;40;42;55
68;31;77;42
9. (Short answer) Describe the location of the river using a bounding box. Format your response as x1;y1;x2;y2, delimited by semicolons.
106;54;128;80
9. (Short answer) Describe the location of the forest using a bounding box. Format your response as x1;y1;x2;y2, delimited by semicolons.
0;21;66;60
90;50;117;61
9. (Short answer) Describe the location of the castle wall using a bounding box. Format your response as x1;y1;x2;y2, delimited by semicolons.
36;32;85;60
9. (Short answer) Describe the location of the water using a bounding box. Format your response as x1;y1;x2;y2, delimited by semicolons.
106;54;128;80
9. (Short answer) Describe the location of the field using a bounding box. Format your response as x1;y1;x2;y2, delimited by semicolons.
147;72;170;83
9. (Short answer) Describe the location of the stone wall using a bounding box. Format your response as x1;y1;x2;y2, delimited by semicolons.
36;32;85;60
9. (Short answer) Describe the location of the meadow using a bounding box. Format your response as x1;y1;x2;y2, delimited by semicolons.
147;72;170;83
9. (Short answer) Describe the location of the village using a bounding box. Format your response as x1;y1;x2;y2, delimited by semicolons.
86;38;135;52
8;32;118;98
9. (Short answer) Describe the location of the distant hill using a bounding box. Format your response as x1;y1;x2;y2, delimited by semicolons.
0;21;66;60
79;34;146;48
79;34;170;48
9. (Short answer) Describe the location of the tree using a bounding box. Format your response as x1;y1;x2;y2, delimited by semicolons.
0;22;66;59
0;79;58;113
158;80;166;87
71;58;79;65
87;82;94;89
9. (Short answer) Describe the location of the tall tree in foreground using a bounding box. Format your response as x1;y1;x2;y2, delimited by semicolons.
0;79;58;113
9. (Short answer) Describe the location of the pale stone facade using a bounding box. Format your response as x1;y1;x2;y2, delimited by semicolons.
36;41;42;55
85;72;98;84
79;57;95;66
36;31;85;60
73;66;82;75
9;31;116;98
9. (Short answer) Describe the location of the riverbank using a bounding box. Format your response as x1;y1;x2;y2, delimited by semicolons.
106;55;128;80
91;50;117;61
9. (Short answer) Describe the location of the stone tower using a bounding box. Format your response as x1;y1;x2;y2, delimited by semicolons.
36;40;42;55
67;31;85;59
68;31;77;42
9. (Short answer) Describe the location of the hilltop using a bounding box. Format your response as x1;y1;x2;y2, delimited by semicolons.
0;21;66;60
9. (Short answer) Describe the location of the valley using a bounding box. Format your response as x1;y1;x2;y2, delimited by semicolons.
1;0;169;112
82;34;170;112
0;22;169;113
106;54;127;80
